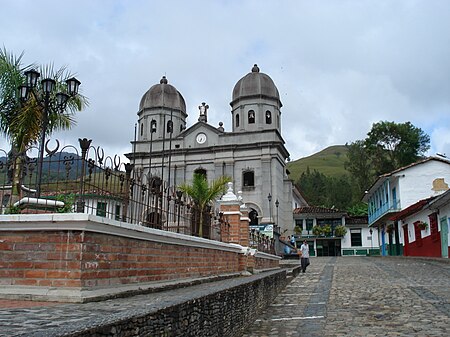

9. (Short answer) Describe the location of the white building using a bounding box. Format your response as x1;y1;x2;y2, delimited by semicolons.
363;157;450;256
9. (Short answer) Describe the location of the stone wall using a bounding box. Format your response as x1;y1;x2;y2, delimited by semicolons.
64;270;289;337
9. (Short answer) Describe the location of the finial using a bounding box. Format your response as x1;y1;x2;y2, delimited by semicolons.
160;76;168;84
252;64;260;73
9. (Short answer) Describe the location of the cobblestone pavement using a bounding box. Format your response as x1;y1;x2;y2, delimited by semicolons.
0;257;449;336
242;257;450;337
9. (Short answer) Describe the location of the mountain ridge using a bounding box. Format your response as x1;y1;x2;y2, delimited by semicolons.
287;145;349;183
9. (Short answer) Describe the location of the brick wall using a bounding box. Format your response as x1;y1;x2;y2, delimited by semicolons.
0;214;280;302
0;229;241;289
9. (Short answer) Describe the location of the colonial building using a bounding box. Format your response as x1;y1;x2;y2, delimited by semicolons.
363;157;450;256
389;189;450;258
293;206;379;257
126;65;304;235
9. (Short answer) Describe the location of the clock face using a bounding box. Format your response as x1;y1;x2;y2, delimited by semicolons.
196;133;207;144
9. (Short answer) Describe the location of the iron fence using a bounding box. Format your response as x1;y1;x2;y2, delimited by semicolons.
0;138;276;250
249;229;275;255
0;139;221;239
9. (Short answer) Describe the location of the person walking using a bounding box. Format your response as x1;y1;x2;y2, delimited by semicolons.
300;240;310;273
290;235;296;247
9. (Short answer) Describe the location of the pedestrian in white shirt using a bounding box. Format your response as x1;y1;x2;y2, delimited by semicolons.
300;240;310;273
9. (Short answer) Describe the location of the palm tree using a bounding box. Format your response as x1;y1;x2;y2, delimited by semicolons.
0;48;89;152
0;48;88;199
178;173;231;237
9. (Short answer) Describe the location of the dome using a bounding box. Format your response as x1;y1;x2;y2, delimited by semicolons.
139;76;186;112
231;64;281;105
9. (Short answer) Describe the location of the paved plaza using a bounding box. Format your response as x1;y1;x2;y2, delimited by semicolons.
0;256;449;336
243;257;450;337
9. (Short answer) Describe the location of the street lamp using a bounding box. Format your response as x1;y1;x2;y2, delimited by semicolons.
267;193;272;224
19;70;80;198
275;199;279;234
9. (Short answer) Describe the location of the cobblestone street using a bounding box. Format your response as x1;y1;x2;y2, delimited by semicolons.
0;257;449;336
243;257;450;337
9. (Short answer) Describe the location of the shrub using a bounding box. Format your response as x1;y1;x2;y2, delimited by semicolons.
334;225;347;237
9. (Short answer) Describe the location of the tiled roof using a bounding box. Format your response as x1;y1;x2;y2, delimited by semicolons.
363;157;450;201
293;206;345;215
389;197;436;221
345;216;368;224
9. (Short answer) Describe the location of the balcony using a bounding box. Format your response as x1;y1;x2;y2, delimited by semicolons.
368;199;401;225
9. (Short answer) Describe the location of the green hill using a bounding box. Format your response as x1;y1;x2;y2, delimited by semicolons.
287;145;349;183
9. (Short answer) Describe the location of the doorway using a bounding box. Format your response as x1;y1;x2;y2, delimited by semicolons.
316;239;341;256
440;216;449;258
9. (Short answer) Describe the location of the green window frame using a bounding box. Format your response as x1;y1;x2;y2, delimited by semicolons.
96;202;107;217
350;228;362;247
306;219;313;232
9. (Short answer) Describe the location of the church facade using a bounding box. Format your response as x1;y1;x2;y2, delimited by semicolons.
126;65;302;235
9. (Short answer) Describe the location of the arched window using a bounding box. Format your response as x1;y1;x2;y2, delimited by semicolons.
140;123;144;136
249;209;259;226
248;110;255;124
243;170;255;187
150;119;157;133
167;120;173;133
265;111;272;124
236;114;240;127
194;168;207;180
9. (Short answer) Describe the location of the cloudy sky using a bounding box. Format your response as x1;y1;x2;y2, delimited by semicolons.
1;0;449;161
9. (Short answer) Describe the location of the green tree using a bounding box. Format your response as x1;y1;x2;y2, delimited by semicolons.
0;48;88;152
0;48;88;199
345;121;430;200
364;121;430;175
178;173;231;237
346;201;368;216
298;169;358;210
298;168;328;207
345;140;375;197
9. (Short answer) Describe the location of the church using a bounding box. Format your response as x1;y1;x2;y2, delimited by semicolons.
126;64;304;236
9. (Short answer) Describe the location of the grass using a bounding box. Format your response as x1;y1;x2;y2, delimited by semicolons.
287;145;349;182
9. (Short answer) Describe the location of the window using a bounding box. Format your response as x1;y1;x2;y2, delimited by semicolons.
115;204;121;221
243;171;254;187
350;229;362;246
140;123;144;136
2;194;10;206
150;119;157;133
96;202;107;217
249;209;258;226
306;219;313;232
235;114;240;127
429;213;439;242
248;110;255;124
295;219;303;230
194;168;207;180
413;221;423;246
167;120;173;133
265;111;272;124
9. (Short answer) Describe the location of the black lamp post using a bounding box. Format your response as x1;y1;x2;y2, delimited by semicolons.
19;69;80;198
275;199;279;234
369;228;373;251
267;193;272;224
176;190;183;233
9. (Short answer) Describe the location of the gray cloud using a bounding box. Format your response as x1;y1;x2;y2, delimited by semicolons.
1;0;449;160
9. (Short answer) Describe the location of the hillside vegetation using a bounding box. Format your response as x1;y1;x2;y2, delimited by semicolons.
287;145;349;183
